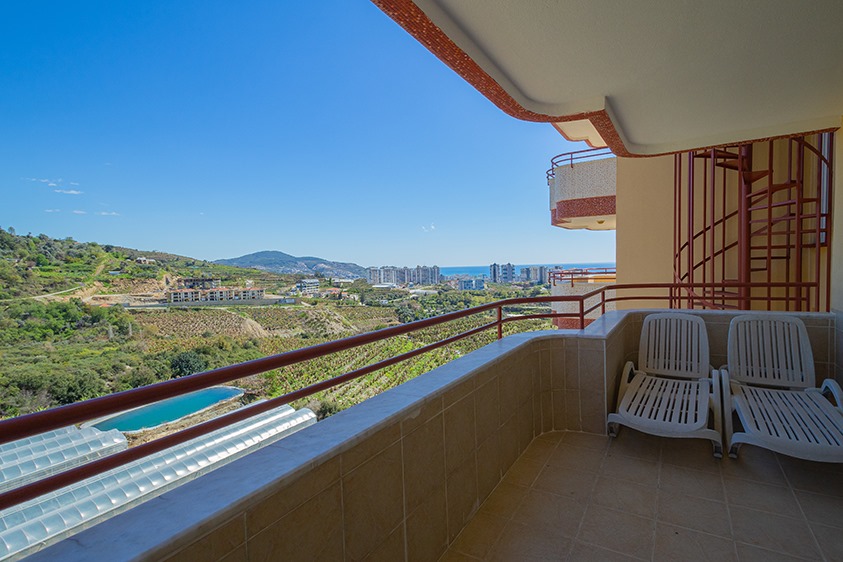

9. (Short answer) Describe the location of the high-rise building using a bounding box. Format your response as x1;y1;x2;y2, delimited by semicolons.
500;263;515;284
489;263;500;283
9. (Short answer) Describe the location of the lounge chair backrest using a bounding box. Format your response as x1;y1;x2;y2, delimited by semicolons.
727;314;815;389
639;312;710;379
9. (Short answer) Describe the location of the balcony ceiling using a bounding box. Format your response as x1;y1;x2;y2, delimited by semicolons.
376;0;843;155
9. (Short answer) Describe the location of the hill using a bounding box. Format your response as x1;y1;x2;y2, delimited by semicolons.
214;250;365;279
0;227;300;299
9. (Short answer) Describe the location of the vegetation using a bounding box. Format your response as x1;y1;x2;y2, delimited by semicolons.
0;228;555;422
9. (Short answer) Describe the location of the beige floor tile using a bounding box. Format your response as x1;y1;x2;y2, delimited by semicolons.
780;461;843;498
724;477;799;515
661;438;722;473
567;540;644;561
810;523;843;562
721;446;785;483
656;490;732;538
577;504;655;560
510;488;586;538
475;481;527;519
660;463;726;501
449;511;508;559
520;435;558;463
561;431;611;451
795;490;843;528
607;428;663;462
601;453;660;487
534;430;565;444
734;542;819;561
654;522;738;561
546;441;606;472
488;520;571;561
592;476;658;518
533;463;597;502
501;455;545;488
438;550;480;561
730;506;821;560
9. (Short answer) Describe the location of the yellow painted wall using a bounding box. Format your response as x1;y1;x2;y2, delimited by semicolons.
615;155;675;308
831;121;843;311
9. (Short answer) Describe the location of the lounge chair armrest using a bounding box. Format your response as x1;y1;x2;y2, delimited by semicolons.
719;368;734;449
820;379;843;411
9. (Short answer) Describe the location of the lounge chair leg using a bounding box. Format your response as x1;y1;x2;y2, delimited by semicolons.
712;442;723;459
607;422;619;438
728;443;740;459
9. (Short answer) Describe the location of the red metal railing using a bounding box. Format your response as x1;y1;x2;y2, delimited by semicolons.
0;281;822;511
546;147;614;180
549;267;617;286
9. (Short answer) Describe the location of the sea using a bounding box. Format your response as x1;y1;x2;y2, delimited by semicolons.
439;262;615;278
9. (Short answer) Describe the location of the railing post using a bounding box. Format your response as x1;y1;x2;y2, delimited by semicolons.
579;298;585;330
497;306;503;339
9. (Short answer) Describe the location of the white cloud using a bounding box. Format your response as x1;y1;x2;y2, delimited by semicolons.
97;211;120;216
54;189;83;195
421;223;437;233
44;209;61;213
70;182;79;186
72;210;87;215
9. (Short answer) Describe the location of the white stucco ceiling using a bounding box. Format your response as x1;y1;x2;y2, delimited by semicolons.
413;0;843;154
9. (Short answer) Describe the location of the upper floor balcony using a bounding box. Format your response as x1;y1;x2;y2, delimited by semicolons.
548;148;616;231
2;283;841;561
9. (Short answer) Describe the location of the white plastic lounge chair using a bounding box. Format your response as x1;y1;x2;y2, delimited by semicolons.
608;312;723;457
722;314;843;462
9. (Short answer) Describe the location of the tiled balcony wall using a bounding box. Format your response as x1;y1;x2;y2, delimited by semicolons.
31;310;835;562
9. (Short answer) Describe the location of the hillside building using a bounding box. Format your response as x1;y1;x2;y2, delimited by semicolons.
296;278;320;296
177;278;221;289
166;287;265;303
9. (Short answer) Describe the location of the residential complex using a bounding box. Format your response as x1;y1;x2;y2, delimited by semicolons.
166;287;265;303
366;265;440;285
296;278;320;295
176;277;221;289
457;279;484;291
8;3;843;562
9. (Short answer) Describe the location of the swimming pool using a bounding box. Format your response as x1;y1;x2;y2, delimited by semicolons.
91;386;244;432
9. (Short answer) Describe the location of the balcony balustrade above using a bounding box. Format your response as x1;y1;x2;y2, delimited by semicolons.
547;147;616;231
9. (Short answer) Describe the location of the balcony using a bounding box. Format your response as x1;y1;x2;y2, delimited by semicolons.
549;268;617;329
6;302;839;561
548;148;616;231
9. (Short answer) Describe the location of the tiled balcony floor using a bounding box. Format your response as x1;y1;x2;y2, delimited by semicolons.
441;430;843;561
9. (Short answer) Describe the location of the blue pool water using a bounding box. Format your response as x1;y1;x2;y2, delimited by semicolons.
92;387;244;432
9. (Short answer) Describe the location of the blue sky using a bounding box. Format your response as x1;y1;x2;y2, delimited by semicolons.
0;1;615;267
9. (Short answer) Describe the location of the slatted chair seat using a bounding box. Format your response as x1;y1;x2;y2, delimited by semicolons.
723;314;843;462
616;375;712;433
608;312;723;457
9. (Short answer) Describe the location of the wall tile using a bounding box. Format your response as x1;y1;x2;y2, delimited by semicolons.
552;390;567;431
164;516;245;562
342;442;404;560
444;395;476;474
401;395;442;436
403;412;445;514
474;379;500;445
446;456;479;542
249;484;343;561
551;344;567;390
565;390;582;431
406;490;448;562
499;415;520;475
246;456;340;536
476;433;501;502
342;424;401;475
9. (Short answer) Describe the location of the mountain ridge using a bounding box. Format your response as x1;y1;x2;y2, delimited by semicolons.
214;250;365;278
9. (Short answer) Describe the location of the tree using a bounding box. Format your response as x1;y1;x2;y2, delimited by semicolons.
170;351;208;378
